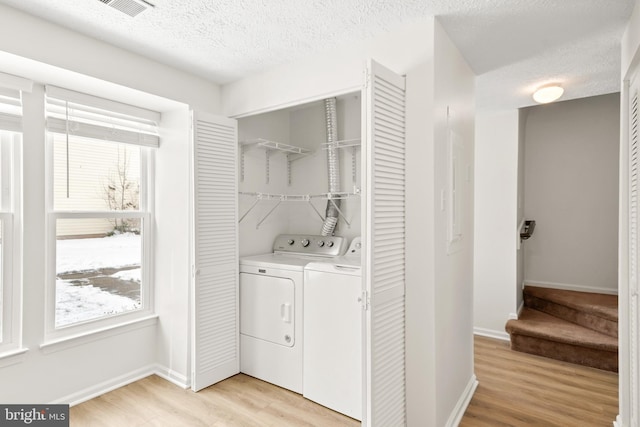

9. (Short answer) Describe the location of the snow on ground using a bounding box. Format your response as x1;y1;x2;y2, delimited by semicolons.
112;268;141;282
56;233;142;327
56;280;141;328
57;233;141;274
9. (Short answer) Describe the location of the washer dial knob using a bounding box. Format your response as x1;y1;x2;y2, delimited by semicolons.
301;239;310;247
326;241;334;248
287;239;295;245
317;240;325;247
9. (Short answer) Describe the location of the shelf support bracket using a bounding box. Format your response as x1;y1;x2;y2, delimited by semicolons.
329;198;351;228
308;201;326;222
238;197;261;223
256;201;282;229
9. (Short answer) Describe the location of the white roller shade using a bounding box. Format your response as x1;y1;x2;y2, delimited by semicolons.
0;86;23;133
45;85;160;147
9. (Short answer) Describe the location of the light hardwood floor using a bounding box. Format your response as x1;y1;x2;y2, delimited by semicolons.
70;373;360;426
71;336;618;426
461;336;618;427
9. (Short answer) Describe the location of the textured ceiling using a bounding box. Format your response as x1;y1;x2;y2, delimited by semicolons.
0;0;635;110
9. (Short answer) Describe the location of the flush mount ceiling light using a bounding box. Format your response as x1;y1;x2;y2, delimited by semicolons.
532;84;564;104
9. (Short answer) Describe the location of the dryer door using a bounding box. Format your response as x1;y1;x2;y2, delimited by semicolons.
240;273;295;347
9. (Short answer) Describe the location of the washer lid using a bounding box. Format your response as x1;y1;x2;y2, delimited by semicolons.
240;253;312;270
304;256;362;275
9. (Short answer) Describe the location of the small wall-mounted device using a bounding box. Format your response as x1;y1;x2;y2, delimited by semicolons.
520;220;536;240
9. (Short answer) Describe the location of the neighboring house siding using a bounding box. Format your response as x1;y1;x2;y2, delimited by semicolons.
52;134;140;237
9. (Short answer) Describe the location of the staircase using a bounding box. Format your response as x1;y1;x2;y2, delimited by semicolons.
505;286;618;372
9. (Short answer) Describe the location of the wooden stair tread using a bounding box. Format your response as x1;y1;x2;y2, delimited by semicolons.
524;286;617;322
506;308;618;352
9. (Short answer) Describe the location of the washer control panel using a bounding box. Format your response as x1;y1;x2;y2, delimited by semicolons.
273;234;347;256
345;236;362;256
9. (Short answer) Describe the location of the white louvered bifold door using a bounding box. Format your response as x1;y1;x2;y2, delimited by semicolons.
191;111;239;392
629;81;639;427
362;59;406;426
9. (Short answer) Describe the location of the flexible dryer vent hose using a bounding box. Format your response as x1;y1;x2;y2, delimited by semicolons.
321;98;341;236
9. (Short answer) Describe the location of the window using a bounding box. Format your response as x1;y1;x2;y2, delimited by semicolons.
0;81;24;354
45;86;159;336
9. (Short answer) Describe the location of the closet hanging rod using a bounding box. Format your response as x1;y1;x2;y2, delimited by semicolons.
310;191;360;200
238;192;358;227
239;191;311;201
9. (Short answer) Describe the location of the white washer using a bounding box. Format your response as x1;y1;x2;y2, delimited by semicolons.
239;234;347;394
303;237;362;420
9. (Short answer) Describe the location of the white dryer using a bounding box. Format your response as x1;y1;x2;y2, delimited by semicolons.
239;234;347;394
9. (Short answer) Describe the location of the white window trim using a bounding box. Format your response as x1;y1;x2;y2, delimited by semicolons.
43;134;155;343
39;314;158;355
0;132;24;357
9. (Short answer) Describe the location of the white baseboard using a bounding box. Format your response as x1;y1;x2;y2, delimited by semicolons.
474;327;510;341
445;374;479;427
524;280;618;295
154;364;190;389
508;300;524;321
517;300;524;318
509;299;524;320
54;365;156;406
55;364;190;406
613;414;624;427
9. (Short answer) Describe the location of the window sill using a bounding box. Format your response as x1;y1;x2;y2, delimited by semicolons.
0;347;29;368
40;314;158;355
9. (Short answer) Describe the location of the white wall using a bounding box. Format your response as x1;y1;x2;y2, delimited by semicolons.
0;3;222;402
618;4;640;425
523;94;620;293
403;18;478;427
0;4;220;113
225;16;476;427
238;95;361;256
622;1;640;82
287;95;361;241
431;20;476;427
405;58;437;426
0;4;478;419
517;109;526;310
222;18;434;118
238;109;292;256
154;107;192;387
473;110;520;339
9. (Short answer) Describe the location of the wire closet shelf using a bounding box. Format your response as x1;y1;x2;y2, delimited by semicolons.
238;137;361;228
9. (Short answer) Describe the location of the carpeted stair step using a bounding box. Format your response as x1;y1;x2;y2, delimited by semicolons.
505;308;618;372
523;286;618;338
